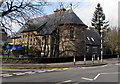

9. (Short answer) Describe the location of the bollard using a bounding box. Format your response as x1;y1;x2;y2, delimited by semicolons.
97;54;99;63
84;55;86;64
73;56;76;65
92;55;94;64
117;54;119;59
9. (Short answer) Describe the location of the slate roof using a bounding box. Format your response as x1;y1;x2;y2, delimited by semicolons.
11;33;21;39
20;9;87;35
85;30;101;46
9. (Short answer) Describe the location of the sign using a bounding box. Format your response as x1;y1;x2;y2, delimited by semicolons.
6;44;22;50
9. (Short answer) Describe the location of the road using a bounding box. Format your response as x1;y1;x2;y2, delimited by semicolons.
1;63;120;84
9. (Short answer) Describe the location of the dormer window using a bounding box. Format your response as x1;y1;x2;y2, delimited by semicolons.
91;37;95;42
87;37;90;41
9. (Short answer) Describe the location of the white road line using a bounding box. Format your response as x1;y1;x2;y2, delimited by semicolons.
82;72;120;81
115;63;120;65
13;73;26;76
24;72;36;74
55;80;72;84
81;67;96;69
0;74;3;77
51;69;62;71
55;69;63;71
46;70;55;72
2;74;13;77
81;77;94;81
82;65;108;69
82;73;101;81
63;80;72;82
94;74;101;80
101;72;120;75
101;65;108;67
62;68;69;70
36;71;46;73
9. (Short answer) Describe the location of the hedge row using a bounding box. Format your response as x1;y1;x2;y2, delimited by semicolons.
2;54;119;63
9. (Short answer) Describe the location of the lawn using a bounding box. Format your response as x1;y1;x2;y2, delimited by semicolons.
0;55;17;58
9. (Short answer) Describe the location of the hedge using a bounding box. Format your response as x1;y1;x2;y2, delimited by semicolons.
1;54;119;63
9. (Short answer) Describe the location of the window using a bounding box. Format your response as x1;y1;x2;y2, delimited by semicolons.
34;37;36;45
42;36;45;46
93;47;98;53
91;37;95;42
70;28;75;39
86;46;89;53
87;37;90;41
29;34;32;45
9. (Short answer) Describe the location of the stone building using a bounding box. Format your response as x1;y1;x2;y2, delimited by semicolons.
12;9;100;57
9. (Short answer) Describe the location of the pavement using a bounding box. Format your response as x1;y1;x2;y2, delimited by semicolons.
1;58;120;70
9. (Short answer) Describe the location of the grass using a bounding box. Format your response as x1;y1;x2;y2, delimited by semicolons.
0;55;17;58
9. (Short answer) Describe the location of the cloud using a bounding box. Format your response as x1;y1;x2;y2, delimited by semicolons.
74;0;119;27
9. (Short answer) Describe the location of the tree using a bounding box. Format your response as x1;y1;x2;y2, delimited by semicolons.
103;27;119;54
91;3;109;34
0;0;48;34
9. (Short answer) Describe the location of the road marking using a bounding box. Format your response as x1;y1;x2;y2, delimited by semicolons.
0;74;3;77
81;67;96;69
13;73;26;76
63;80;72;82
46;70;55;72
2;74;13;77
51;69;62;71
62;68;69;70
101;72;120;75
115;63;120;65
81;77;94;81
24;72;35;74
94;73;100;80
81;72;120;81
101;65;108;67
81;65;108;69
36;71;46;73
81;73;101;81
55;69;63;71
55;80;72;84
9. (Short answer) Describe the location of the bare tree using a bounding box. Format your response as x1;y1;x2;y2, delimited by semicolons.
103;27;119;54
0;0;48;34
0;0;3;7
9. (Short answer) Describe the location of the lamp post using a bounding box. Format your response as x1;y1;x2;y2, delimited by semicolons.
100;29;103;62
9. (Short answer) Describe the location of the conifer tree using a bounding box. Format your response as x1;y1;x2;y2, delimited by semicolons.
91;3;109;34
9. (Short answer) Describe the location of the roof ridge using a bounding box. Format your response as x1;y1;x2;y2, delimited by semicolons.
30;9;72;20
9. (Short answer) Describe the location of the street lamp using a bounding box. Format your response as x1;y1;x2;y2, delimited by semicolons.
100;29;103;62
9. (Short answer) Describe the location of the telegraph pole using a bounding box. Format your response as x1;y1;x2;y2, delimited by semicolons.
100;29;103;62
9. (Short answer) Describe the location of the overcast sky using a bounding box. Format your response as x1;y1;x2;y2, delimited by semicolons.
73;0;119;28
44;0;119;27
12;0;119;32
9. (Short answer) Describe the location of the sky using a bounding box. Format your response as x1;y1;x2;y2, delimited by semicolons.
73;0;119;28
6;0;120;32
44;0;119;28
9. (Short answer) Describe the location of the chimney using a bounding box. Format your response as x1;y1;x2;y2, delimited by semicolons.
54;8;66;13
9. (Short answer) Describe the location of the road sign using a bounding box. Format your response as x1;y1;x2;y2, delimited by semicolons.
6;44;22;50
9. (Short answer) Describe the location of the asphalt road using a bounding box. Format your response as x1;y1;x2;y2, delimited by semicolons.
1;63;120;84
